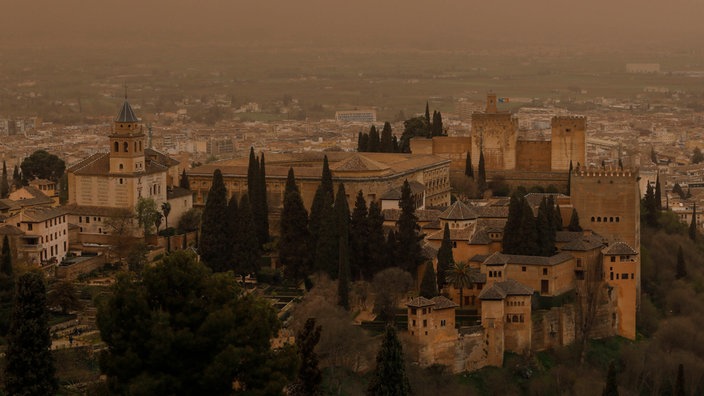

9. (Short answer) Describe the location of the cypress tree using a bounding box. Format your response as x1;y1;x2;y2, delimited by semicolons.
368;125;381;152
651;147;657;164
4;272;57;396
321;155;334;201
519;197;539;255
334;183;351;286
280;168;312;281
257;152;270;246
359;133;369;152
308;185;328;262
226;193;239;264
689;204;697;241
436;223;453;291
350;191;369;280
292;318;322;396
0;160;9;198
366;201;386;278
676;245;687;279
567;160;573;195
602;361;619;396
334;183;350;237
465;151;474;179
502;193;523;254
314;194;338;277
200;169;230;272
233;194;261;278
358;131;365;152
568;208;583;232
674;363;685;396
553;201;564;231
395;180;424;276
338;234;351;310
367;325;411;396
424;101;430;126
536;197;556;256
419;263;438;298
12;165;21;189
385;230;398;271
380;122;394;153
179;169;190;190
477;149;487;196
655;173;662;211
644;182;658;227
1;235;12;277
392;135;399;153
247;147;260;208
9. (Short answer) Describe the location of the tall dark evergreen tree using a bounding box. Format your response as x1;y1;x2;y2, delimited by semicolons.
257;153;270;246
180;169;190;190
518;197;539;255
602;361;619;396
291;318;322;396
200;169;230;272
502;193;524;254
226;193;239;264
12;165;21;189
477;150;487;196
385;230;398;270
0;160;9;198
335;184;351;295
366;201;386;278
419;263;438;298
676;245;687;279
321;155;334;200
314;194;338;278
536;197;556;256
4;272;57;396
247;147;259;207
424;101;430;126
689;204;697;241
368;125;381;152
465;151;474;179
367;325;411;396
392;135;399;153
1;236;12;277
280;168;312;281
674;363;685;396
380;122;394;153
655;173;662;211
568;208;583;232
431;110;444;136
643;182;658;227
358;132;369;152
395;180;425;276
436;223;453;291
233;194;261;278
350;191;369;280
651;147;657;164
567;160;573;195
553;201;564;231
309;185;328;263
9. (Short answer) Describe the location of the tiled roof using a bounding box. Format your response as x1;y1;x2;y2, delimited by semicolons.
0;224;23;235
64;204;134;217
425;224;474;241
555;231;583;243
380;180;426;200
330;154;390;172
479;279;534;300
602;242;638;255
18;207;67;222
482;251;573;266
422;243;438;259
439;200;478;220
116;100;139;123
468;228;492;245
484;251;510;265
431;296;458;310
561;234;605;252
145;148;179;167
382;209;441;223
475;205;509;218
407;296;435;308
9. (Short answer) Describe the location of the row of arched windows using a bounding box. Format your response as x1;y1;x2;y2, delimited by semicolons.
113;140;143;153
591;216;620;223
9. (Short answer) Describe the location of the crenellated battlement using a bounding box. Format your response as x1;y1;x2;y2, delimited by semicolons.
573;168;638;178
551;116;586;129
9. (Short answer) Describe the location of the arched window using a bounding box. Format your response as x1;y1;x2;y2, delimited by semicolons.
119;164;123;170
597;217;601;222
134;142;138;151
591;217;595;222
114;142;119;152
123;142;129;152
139;141;142;151
609;217;614;222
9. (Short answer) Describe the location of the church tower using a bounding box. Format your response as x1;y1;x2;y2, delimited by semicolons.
109;100;146;175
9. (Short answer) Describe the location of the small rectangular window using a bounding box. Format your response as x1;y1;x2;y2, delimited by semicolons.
542;268;548;275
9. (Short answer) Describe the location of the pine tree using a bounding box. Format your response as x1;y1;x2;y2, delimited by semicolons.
655;173;662;211
419;263;438;298
257;152;270;246
674;363;685;396
395;180;424;275
291;318;322;396
380;122;394;153
567;160;573;195
368;125;381;152
233;194;261;278
568;208;583;232
0;160;9;198
1;235;12;277
280;168;312;281
602;361;619;396
366;201;386;278
676;245;687;279
4;272;57;395
200;169;230;272
689;204;697;241
350;191;369;280
180;169;190;190
465;151;474;179
477;149;487;196
436;223;453;291
367;325;411;396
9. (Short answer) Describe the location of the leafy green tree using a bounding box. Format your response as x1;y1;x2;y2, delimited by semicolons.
366;201;386;279
395;180;424;276
436;223;453;291
419;263;438;298
180;169;190;190
161;201;172;250
368;125;380;152
135;197;160;236
350;191;369;280
20;150;65;182
178;208;202;233
477;149;487;196
233;194;261;278
692;147;704;164
1;236;11;277
367;325;411;396
568;208;583;232
689;204;697;241
48;280;81;314
676;245;687;279
290;318;322;396
465;151;474;179
602;361;619;396
446;261;472;307
200;169;231;272
4;272;57;396
280;168;312;281
97;251;297;395
380;122;394;153
400;116;430;152
0;160;9;198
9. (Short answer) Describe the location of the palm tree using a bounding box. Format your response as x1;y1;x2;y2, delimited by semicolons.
445;261;473;307
161;202;171;230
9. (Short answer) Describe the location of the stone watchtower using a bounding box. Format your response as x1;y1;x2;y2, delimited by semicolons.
471;93;518;171
550;116;586;171
109;100;146;175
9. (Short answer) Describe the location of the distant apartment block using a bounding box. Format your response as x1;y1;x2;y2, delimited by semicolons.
335;110;377;123
626;63;660;73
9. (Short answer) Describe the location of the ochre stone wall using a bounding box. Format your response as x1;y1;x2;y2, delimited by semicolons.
471;113;518;171
551;116;586;171
516;141;552;171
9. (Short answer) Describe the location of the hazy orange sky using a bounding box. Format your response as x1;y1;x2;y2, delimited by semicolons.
2;0;702;50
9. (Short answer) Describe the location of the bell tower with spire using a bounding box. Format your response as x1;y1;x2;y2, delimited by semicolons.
109;97;146;175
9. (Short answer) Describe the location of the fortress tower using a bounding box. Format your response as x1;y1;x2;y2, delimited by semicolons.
551;116;586;171
471;93;518;170
109;100;146;175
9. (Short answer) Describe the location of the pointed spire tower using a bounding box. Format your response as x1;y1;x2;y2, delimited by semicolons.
109;95;146;175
